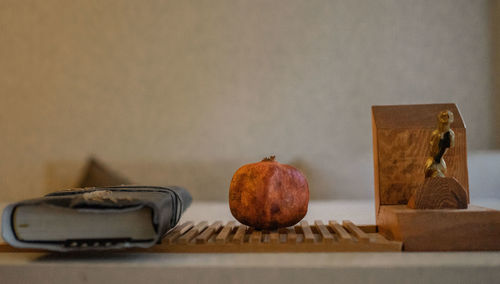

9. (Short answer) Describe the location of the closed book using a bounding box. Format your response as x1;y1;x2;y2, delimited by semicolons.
1;185;192;251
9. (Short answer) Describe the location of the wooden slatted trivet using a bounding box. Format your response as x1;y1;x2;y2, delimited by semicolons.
141;219;401;252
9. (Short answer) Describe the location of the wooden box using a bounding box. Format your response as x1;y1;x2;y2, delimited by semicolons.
372;103;469;213
372;103;500;251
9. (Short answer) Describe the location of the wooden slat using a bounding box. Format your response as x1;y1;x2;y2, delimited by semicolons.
328;220;352;243
269;231;279;244
232;225;247;244
278;228;287;243
215;221;236;244
261;231;270;243
196;221;223;244
177;221;208;244
314;220;334;243
163;221;194;244
287;227;297;243
357;224;377;233
343;220;370;243
249;230;262;244
300;221;314;243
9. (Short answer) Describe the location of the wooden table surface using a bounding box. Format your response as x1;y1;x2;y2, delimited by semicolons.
1;199;500;284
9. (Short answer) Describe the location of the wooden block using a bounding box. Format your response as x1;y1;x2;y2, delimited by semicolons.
314;220;333;243
370;103;500;251
195;221;222;244
163;221;194;244
177;221;208;244
372;104;469;213
215;221;236;244
342;220;370;243
328;220;352;243
377;205;500;251
407;177;468;209
232;225;247;244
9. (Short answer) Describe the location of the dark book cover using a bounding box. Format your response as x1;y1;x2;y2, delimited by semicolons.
2;185;192;252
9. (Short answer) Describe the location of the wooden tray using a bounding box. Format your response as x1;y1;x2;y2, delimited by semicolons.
0;220;402;253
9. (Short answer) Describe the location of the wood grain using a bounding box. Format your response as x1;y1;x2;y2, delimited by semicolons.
371;103;465;129
232;225;247;244
371;104;500;251
163;221;194;244
314;220;334;243
407;177;468;209
372;104;469;213
195;221;222;244
300;221;315;243
249;230;262;244
215;221;235;244
328;220;352;243
286;227;297;244
269;231;279;244
177;221;208;244
343;220;370;243
377;205;500;251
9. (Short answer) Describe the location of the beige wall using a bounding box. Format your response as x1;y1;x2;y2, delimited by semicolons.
0;0;495;201
493;0;500;147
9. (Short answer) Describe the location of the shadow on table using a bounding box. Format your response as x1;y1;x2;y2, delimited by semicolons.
33;251;153;262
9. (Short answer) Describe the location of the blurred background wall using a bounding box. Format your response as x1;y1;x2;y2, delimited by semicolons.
493;0;500;147
0;0;498;201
